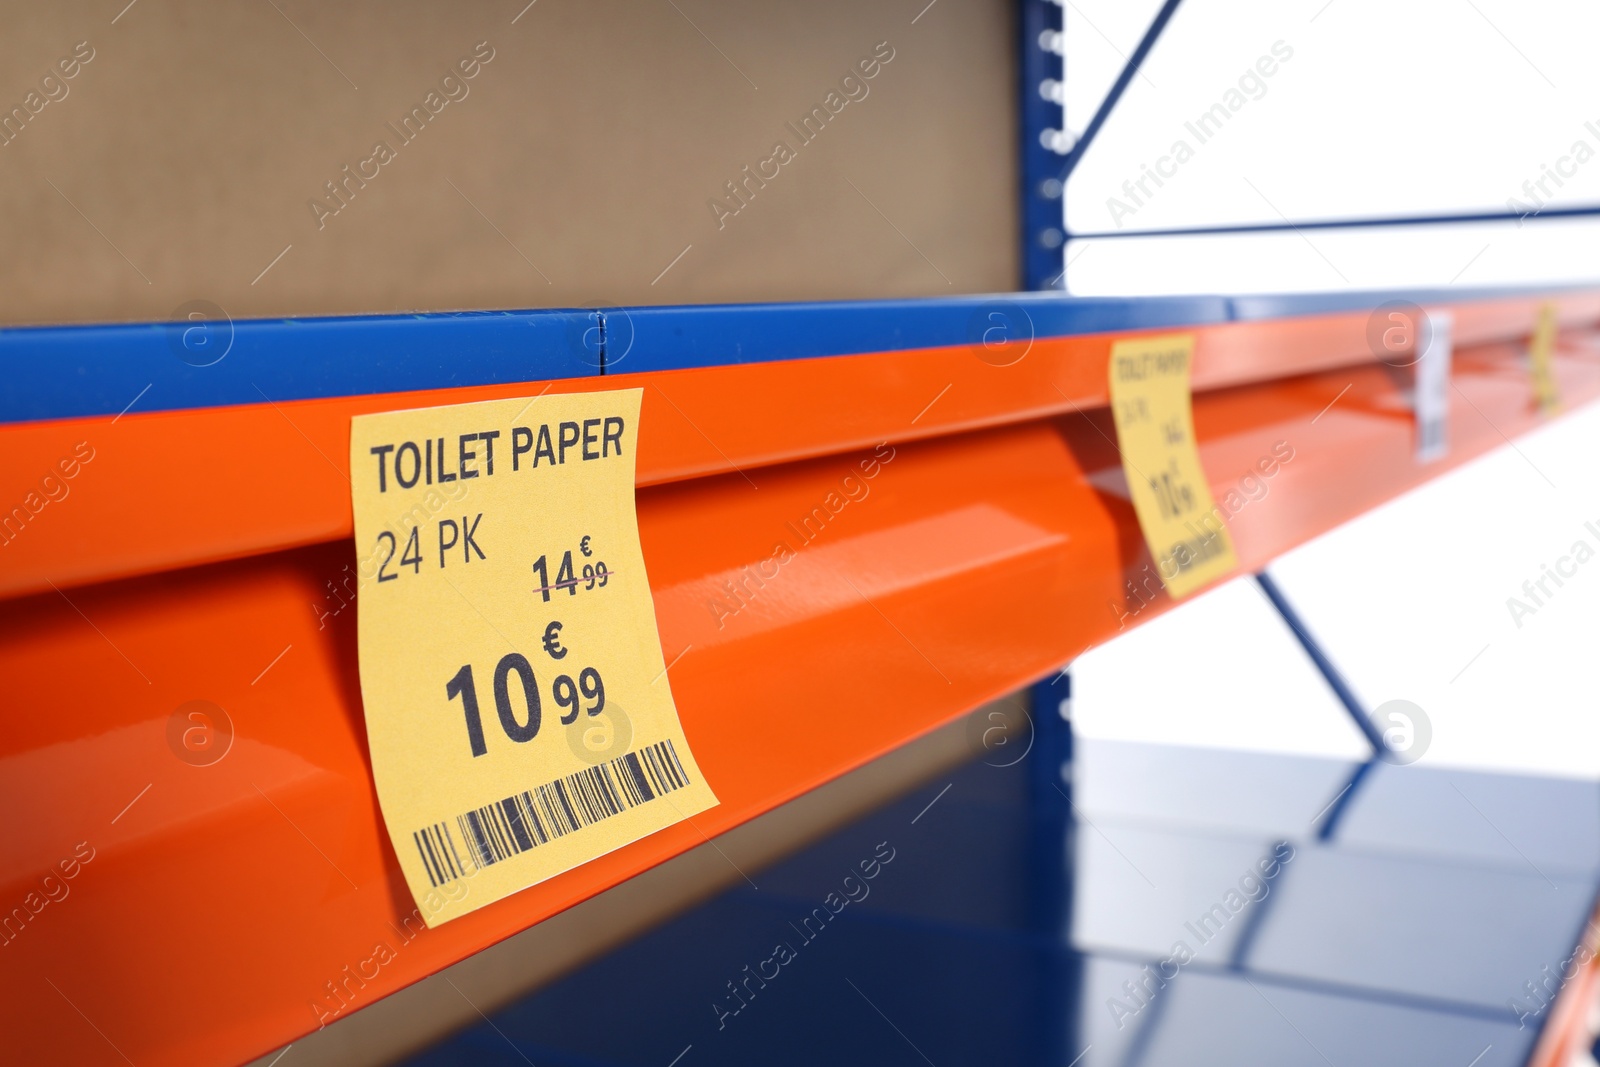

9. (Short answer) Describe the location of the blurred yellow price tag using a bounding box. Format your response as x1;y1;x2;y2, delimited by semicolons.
350;388;716;927
1529;301;1561;415
1108;334;1237;600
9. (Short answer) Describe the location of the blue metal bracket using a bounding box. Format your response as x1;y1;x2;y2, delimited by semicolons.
1020;0;1066;290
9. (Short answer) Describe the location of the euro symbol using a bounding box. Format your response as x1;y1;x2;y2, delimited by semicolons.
580;535;592;557
542;621;567;660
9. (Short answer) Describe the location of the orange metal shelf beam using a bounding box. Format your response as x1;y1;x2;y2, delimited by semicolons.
2;313;1599;1065
3;293;1596;603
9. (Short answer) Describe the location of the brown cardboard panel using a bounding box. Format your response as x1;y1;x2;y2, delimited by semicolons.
1;0;1017;327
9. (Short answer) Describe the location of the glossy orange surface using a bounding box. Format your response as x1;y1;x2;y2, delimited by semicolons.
1527;899;1600;1067
4;294;1595;603
2;310;1598;1065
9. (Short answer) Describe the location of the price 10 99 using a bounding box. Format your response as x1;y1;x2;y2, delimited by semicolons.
444;655;605;757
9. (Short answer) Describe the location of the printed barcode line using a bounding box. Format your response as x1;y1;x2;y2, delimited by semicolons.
1171;532;1227;574
411;822;467;888
413;740;691;886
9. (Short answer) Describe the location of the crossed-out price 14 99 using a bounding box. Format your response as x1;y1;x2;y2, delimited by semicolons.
532;534;609;602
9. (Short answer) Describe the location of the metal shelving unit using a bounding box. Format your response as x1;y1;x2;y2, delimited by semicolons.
6;3;1600;1062
4;283;1599;1065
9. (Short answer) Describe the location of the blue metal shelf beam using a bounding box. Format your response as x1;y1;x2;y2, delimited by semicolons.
0;285;1589;425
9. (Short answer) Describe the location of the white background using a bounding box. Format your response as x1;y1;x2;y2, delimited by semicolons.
1060;0;1600;293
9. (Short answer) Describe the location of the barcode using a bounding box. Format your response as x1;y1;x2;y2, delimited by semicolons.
412;739;691;887
1168;531;1227;574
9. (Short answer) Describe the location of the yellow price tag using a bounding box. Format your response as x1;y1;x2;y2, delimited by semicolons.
1529;301;1561;415
1107;334;1237;600
350;388;717;927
